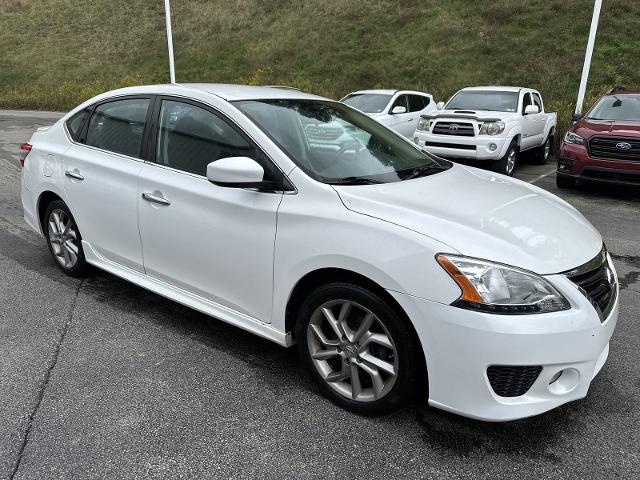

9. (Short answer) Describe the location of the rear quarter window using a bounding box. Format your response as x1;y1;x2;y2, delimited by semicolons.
66;108;91;141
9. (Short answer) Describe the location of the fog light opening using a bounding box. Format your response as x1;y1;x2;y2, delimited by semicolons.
489;143;498;151
548;368;580;395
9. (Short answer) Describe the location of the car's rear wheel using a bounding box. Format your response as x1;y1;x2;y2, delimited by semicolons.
556;174;577;189
494;141;519;176
295;283;421;416
533;134;554;165
44;200;87;277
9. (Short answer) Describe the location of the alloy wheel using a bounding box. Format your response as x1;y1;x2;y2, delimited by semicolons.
544;138;551;160
47;208;80;269
306;299;399;402
506;149;517;175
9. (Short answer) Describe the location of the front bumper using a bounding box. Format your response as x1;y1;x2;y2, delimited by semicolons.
390;268;618;421
558;142;640;185
413;131;509;161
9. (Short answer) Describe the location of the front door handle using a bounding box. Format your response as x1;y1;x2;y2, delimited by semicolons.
142;192;171;206
64;169;84;180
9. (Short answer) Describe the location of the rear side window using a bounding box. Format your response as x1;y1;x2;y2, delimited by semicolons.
408;95;430;112
85;98;150;158
532;93;543;111
155;100;258;176
66;108;90;141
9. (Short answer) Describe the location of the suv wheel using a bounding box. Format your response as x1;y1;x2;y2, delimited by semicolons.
44;200;88;277
556;175;577;189
296;283;421;416
494;141;519;176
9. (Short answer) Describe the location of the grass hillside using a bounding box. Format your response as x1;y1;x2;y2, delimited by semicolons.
1;0;639;135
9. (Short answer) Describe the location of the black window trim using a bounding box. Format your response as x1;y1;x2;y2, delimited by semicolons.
65;94;155;162
146;95;295;192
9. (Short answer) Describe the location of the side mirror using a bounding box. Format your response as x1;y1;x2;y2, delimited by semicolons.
571;112;582;123
436;101;445;110
391;105;407;114
207;157;270;189
524;105;540;115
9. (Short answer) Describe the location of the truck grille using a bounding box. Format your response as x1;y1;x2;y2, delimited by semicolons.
432;121;475;137
588;136;640;162
487;365;542;397
567;254;616;322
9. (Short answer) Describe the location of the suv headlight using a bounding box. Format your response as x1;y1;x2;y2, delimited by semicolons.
437;254;570;314
564;131;585;145
417;118;430;131
479;121;505;135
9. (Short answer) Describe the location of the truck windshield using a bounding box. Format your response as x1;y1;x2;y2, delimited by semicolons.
341;93;392;113
234;99;451;184
588;95;640;122
446;91;519;113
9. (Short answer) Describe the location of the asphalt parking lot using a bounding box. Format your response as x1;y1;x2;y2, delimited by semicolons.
1;110;639;480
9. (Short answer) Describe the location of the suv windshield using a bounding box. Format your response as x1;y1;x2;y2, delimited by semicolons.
446;91;519;112
341;93;392;113
234;99;450;184
588;95;640;122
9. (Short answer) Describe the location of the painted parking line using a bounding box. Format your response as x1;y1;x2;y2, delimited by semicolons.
528;168;557;184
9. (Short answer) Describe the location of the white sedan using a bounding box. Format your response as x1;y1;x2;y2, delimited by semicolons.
21;84;617;421
341;89;437;137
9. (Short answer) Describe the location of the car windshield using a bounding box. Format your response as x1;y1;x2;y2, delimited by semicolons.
234;99;451;184
341;93;392;113
587;95;640;122
446;91;519;112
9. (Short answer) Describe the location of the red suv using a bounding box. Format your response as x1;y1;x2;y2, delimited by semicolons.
557;88;640;188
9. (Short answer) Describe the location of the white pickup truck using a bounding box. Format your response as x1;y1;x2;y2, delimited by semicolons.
413;86;557;175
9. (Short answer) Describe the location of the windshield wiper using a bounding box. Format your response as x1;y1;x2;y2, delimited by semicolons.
401;165;448;181
328;176;382;185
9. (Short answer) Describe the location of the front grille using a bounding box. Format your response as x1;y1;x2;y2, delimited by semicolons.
424;141;476;150
568;254;616;321
487;365;542;397
589;136;640;162
432;121;475;137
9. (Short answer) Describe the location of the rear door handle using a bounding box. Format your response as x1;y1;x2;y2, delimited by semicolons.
142;192;171;206
64;169;84;180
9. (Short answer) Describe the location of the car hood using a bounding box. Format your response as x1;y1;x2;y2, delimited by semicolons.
575;118;640;139
334;165;602;274
432;109;518;121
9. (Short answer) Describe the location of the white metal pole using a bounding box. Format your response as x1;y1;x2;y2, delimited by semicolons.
575;0;602;115
164;0;176;84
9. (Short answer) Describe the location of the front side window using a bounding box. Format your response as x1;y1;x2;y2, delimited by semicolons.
155;100;258;176
446;91;519;113
521;93;533;113
341;93;392;114
390;95;409;112
85;98;150;158
588;95;640;122
235;99;451;184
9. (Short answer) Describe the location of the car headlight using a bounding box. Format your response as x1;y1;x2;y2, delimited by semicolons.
479;121;505;135
417;118;430;131
563;131;585;145
436;254;570;314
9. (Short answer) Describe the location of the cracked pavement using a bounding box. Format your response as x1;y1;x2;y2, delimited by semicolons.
1;111;639;479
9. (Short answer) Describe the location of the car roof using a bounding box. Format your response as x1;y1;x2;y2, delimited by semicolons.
345;89;432;96
460;86;525;93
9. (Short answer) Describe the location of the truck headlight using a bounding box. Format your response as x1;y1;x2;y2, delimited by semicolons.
417;118;430;131
437;254;570;314
563;131;585;145
479;121;505;135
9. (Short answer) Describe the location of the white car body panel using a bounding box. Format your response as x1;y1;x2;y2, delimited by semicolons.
20;83;617;422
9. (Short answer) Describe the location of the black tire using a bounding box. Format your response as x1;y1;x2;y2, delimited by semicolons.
295;282;422;416
556;174;577;189
533;134;554;165
493;141;519;176
44;200;88;277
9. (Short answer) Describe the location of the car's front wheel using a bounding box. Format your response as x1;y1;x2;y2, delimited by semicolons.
494;141;519;176
296;283;421;416
44;200;88;277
